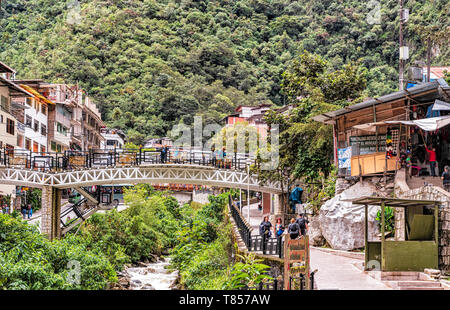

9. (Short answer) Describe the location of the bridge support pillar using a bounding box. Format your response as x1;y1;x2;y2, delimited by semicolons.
41;186;61;240
270;193;285;224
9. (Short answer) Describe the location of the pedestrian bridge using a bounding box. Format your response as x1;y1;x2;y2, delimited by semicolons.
0;148;284;239
0;148;281;193
0;164;282;194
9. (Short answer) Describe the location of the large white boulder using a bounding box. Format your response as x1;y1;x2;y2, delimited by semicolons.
319;181;380;250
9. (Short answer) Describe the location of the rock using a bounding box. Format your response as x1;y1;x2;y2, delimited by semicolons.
319;181;380;251
118;277;130;287
335;178;351;195
137;261;148;268
131;279;142;285
307;216;325;247
142;284;155;290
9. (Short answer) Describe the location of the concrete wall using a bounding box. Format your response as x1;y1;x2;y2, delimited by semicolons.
192;190;210;204
171;192;192;206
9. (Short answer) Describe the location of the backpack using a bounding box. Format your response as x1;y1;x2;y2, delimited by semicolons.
259;223;265;235
289;222;299;234
296;218;306;230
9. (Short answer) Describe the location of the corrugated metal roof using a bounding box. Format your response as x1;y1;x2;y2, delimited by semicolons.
312;80;450;124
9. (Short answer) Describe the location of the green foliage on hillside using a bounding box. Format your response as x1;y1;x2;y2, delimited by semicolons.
0;214;117;289
170;192;234;289
78;184;182;270
0;0;448;143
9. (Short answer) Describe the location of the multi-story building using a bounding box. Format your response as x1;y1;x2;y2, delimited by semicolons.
0;62;33;206
100;128;126;150
13;81;105;152
79;94;104;150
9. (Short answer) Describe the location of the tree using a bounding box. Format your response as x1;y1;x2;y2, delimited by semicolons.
254;52;367;211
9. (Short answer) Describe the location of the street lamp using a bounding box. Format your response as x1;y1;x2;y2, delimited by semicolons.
247;163;250;224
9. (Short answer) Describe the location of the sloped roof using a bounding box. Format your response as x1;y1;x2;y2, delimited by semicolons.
0;76;33;97
313;80;450;124
19;84;55;105
0;61;16;74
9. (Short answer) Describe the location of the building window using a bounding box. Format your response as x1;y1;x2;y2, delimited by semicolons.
34;120;39;132
26;97;32;106
25;115;32;128
17;135;24;148
41;104;47;115
25;138;31;151
6;118;14;135
1;95;9;112
57;122;67;136
57;144;62;153
40;145;46;153
51;141;56;151
41;124;47;136
33;141;39;153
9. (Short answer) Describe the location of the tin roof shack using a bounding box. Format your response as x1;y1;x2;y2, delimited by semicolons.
352;197;439;272
313;80;450;178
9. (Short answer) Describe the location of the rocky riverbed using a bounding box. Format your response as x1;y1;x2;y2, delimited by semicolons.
112;257;179;290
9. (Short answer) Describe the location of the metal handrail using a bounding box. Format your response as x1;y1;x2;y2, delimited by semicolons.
0;147;255;172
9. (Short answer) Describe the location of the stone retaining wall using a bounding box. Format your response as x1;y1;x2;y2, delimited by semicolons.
398;185;450;273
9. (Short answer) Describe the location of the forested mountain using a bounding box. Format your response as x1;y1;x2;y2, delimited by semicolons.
0;0;448;143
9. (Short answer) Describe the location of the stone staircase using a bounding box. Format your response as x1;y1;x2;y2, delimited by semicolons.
381;272;445;290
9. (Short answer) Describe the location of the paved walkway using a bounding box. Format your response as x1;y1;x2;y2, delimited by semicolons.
240;201;264;235
240;199;391;290
310;247;390;290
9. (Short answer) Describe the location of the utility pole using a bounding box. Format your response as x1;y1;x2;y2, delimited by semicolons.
398;0;405;91
398;0;410;90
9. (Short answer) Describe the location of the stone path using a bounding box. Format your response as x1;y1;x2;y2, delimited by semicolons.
240;200;265;235
241;199;391;290
310;248;391;290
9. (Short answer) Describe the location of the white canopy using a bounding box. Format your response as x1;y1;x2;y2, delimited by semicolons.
385;115;450;131
353;115;450;132
431;99;450;111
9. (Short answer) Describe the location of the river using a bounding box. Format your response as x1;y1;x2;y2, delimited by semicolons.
123;258;179;290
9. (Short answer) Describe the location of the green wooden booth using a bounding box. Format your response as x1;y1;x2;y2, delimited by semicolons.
352;197;440;272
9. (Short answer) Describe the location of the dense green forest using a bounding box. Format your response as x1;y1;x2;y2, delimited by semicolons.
0;0;448;143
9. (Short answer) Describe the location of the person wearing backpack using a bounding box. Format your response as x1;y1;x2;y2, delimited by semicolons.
288;218;300;240
259;216;272;253
296;214;308;236
259;216;272;238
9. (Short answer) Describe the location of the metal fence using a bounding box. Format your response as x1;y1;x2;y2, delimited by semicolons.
240;271;317;290
228;196;284;258
0;147;255;171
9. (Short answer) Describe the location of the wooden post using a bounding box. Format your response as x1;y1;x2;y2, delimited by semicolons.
283;234;291;290
381;200;385;271
434;203;439;244
365;204;369;270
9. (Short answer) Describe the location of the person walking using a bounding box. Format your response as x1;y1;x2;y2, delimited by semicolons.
164;146;170;163
211;146;217;167
160;146;166;163
287;218;300;240
259;216;272;254
295;214;309;236
21;205;27;219
425;145;437;177
274;217;284;238
442;166;450;192
27;203;32;219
